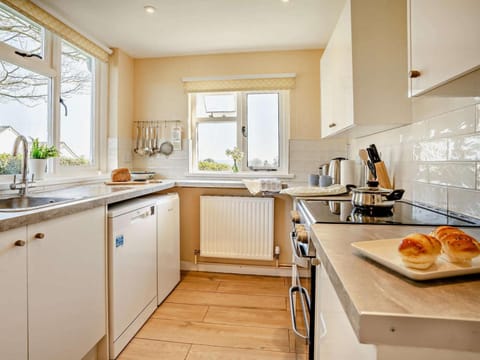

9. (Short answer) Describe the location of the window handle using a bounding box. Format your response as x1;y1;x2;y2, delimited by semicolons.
14;50;43;60
60;98;68;116
242;126;248;138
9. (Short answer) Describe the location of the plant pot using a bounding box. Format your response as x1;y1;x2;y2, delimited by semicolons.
28;158;47;180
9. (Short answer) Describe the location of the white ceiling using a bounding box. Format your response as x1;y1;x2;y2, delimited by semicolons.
33;0;344;59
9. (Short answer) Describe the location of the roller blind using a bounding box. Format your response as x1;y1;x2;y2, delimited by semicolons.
183;73;296;93
1;0;110;62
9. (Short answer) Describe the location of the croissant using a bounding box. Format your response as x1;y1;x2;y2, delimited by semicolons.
438;232;480;264
430;226;465;242
398;233;441;269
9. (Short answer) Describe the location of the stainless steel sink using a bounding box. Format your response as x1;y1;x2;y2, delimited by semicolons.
0;196;75;212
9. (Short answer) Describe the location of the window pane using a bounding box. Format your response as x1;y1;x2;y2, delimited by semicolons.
60;41;94;166
247;93;279;169
196;93;236;118
0;6;43;56
0;59;49;174
197;122;236;171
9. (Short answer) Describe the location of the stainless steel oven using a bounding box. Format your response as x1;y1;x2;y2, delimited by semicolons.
289;198;480;360
288;209;318;360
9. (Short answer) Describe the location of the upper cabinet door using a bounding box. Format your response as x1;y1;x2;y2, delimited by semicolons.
409;0;480;96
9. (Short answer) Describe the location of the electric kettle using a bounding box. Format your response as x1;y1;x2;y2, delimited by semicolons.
328;157;346;184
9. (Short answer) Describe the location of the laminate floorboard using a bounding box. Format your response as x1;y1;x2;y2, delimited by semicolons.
118;271;305;359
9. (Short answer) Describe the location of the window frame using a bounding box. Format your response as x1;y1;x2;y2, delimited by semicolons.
0;5;106;178
188;90;290;175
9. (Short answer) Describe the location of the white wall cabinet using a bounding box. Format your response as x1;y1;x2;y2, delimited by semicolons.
408;0;480;96
0;206;106;360
0;227;28;360
320;0;411;138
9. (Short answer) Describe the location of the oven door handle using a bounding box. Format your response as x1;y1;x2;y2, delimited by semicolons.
289;285;311;340
289;232;310;268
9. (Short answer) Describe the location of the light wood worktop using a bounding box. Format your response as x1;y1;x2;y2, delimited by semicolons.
311;224;480;353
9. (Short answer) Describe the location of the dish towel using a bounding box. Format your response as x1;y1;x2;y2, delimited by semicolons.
243;179;282;195
280;184;347;197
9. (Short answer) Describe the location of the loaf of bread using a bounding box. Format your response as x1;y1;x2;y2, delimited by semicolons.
398;233;441;269
430;226;480;264
111;168;131;182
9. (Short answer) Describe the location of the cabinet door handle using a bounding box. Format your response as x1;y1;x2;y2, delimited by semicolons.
409;70;421;78
14;240;26;247
328;123;336;128
34;233;45;239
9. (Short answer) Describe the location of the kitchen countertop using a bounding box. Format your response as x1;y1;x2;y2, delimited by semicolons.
311;223;480;352
0;180;177;231
0;178;281;232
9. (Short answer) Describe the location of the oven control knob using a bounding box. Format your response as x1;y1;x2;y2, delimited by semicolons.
297;230;309;243
290;211;301;223
295;224;306;233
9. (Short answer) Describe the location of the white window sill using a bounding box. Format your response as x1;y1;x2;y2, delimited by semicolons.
185;171;295;180
0;173;109;192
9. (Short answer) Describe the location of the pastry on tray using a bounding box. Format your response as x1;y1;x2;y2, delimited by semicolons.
430;226;480;264
398;233;441;269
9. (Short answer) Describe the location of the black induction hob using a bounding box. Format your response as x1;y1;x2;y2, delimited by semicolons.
297;199;480;227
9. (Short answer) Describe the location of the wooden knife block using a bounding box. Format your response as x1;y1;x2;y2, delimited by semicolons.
374;161;392;189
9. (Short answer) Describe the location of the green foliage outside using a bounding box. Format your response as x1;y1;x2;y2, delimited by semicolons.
30;138;59;159
59;156;89;166
0;153;21;174
198;158;230;171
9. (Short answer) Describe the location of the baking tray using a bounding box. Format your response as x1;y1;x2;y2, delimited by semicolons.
352;238;480;280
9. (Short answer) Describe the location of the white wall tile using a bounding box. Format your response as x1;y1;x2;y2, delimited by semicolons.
448;188;480;218
412;182;448;209
477;163;480;190
418;139;449;161
448;134;480;160
476;104;480;132
428;163;476;189
426;105;476;139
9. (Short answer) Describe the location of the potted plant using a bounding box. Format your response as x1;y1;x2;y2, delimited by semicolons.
29;138;59;180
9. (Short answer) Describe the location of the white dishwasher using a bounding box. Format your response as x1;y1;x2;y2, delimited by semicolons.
108;198;158;359
155;193;180;304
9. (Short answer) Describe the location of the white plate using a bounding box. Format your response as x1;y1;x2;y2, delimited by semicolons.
351;238;480;280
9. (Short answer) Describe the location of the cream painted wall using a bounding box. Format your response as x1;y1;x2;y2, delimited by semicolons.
133;49;323;140
108;48;134;169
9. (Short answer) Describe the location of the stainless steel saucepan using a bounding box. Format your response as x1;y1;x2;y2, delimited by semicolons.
349;181;404;209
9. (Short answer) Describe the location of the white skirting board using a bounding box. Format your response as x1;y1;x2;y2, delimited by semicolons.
180;261;310;278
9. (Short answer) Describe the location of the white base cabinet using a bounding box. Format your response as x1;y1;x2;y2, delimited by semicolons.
0;227;28;360
315;265;376;360
0;206;106;360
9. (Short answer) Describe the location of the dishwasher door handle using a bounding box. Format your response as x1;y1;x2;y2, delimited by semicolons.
289;285;311;341
131;207;154;222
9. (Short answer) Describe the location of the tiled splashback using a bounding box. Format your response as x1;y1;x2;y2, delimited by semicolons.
288;138;347;185
350;70;480;219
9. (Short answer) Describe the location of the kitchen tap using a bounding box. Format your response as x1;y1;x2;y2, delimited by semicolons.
10;135;32;196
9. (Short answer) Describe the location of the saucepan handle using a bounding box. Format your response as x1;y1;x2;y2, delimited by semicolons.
385;189;405;201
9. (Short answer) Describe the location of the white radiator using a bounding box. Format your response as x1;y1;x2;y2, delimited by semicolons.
200;196;274;260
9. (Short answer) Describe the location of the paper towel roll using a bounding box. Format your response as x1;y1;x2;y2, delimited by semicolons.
340;160;356;185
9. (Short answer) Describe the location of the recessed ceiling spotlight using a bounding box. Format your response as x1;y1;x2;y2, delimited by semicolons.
144;5;156;14
281;0;290;3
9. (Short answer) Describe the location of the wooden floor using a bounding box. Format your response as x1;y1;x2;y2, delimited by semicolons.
118;271;306;359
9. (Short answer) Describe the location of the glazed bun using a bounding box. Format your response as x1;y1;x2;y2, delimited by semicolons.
430;226;465;242
398;233;441;269
438;232;480;264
